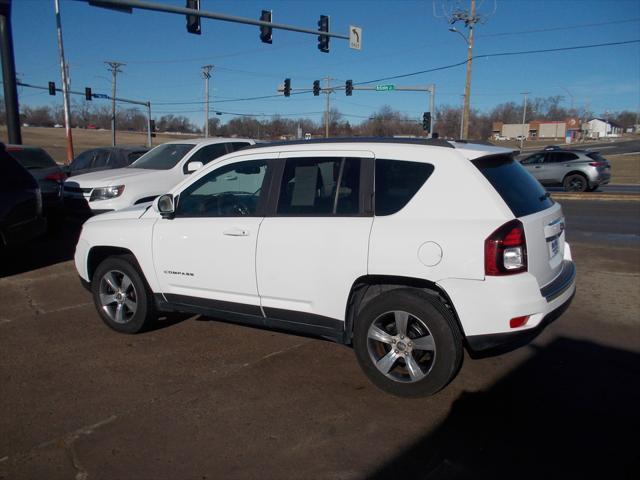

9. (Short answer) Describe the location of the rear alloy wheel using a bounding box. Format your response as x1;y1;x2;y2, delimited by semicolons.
354;289;463;397
92;255;155;333
563;174;588;192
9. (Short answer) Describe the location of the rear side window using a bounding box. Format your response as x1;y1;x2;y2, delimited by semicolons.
230;142;251;152
586;152;606;162
547;152;578;162
473;154;554;218
277;157;361;216
7;147;56;169
375;159;434;216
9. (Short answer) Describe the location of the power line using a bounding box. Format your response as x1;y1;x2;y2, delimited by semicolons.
479;18;640;38
354;39;640;86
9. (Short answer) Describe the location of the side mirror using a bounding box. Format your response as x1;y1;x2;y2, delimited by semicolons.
186;161;203;173
155;194;175;219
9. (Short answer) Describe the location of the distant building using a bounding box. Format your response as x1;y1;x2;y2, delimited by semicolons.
583;118;623;138
493;118;583;140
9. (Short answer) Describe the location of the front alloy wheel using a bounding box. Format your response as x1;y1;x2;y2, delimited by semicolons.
99;270;138;324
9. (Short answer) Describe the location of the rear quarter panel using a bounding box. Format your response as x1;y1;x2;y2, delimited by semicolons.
368;146;513;282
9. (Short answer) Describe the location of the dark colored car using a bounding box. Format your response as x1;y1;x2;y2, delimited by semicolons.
65;146;149;177
0;143;47;248
6;145;65;214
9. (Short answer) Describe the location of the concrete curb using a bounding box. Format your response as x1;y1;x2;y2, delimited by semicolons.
552;193;640;201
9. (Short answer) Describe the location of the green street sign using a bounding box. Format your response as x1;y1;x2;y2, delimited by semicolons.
375;84;395;91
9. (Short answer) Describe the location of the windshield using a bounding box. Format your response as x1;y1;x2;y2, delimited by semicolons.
129;143;195;170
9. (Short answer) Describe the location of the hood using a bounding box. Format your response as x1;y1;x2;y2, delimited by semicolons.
85;202;152;223
64;167;161;187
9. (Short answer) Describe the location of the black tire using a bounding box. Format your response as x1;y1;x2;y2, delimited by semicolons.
563;174;588;192
91;254;156;334
353;288;463;398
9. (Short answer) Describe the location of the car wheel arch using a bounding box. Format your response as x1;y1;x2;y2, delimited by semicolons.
343;275;465;346
87;246;139;282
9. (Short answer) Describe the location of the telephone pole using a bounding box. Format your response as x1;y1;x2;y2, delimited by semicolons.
520;91;529;150
324;76;332;138
54;0;74;162
202;65;213;137
105;61;124;146
446;0;485;139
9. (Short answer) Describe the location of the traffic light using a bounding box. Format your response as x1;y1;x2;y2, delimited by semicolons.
284;78;291;97
186;0;201;35
313;80;320;96
422;112;431;131
259;10;272;44
317;15;329;53
48;82;56;96
345;80;353;96
85;87;92;101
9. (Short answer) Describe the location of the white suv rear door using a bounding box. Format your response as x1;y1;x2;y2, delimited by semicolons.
152;154;273;310
256;151;374;325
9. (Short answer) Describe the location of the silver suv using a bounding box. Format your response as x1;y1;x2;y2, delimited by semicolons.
519;148;611;192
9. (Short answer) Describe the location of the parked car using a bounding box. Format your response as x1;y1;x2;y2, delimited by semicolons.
0;143;47;248
74;138;576;397
519;148;611;192
6;144;65;215
63;138;255;216
64;146;149;177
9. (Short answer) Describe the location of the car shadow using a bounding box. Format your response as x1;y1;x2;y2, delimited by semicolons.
0;219;82;278
368;337;640;479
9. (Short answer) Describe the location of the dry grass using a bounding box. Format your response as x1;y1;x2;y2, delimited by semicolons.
608;154;640;184
0;126;197;163
2;126;639;184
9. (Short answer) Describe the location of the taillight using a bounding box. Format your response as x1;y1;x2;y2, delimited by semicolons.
45;171;66;183
484;219;527;276
588;161;607;167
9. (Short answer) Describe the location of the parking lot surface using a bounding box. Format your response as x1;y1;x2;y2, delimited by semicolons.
1;200;639;479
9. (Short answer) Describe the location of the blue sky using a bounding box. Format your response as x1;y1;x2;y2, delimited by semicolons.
7;0;640;127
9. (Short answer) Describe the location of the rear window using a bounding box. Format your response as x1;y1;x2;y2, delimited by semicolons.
0;148;38;189
586;152;606;162
473;154;554;217
7;147;56;169
375;159;434;216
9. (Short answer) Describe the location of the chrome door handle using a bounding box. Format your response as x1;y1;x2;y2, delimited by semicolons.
223;228;249;237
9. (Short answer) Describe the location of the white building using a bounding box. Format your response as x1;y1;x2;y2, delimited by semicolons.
584;118;623;139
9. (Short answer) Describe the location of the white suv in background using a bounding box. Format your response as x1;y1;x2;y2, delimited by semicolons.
74;138;576;397
63;138;255;215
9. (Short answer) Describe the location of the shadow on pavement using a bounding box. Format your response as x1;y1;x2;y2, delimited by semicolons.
0;220;82;278
370;337;640;480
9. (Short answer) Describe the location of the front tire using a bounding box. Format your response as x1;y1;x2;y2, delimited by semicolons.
91;255;156;334
353;289;463;397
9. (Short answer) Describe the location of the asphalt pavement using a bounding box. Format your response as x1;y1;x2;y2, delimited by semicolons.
1;203;639;479
519;138;640;155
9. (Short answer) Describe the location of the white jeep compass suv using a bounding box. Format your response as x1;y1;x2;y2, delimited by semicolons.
74;138;576;397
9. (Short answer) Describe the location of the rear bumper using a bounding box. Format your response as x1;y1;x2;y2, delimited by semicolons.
438;248;576;355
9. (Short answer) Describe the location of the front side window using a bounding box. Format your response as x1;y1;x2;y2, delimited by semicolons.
176;160;268;217
276;157;361;216
130;143;194;170
375;159;434;216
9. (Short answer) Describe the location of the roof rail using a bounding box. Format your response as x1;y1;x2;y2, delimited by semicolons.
240;137;455;150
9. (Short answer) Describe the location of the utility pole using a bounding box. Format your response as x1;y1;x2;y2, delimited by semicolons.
202;65;213;137
446;0;486;140
520;91;529;150
0;0;21;144
324;76;331;138
459;94;465;139
54;0;74;161
105;61;124;146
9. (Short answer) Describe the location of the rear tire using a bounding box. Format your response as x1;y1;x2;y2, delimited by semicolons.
91;255;156;334
563;174;588;192
353;288;463;397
